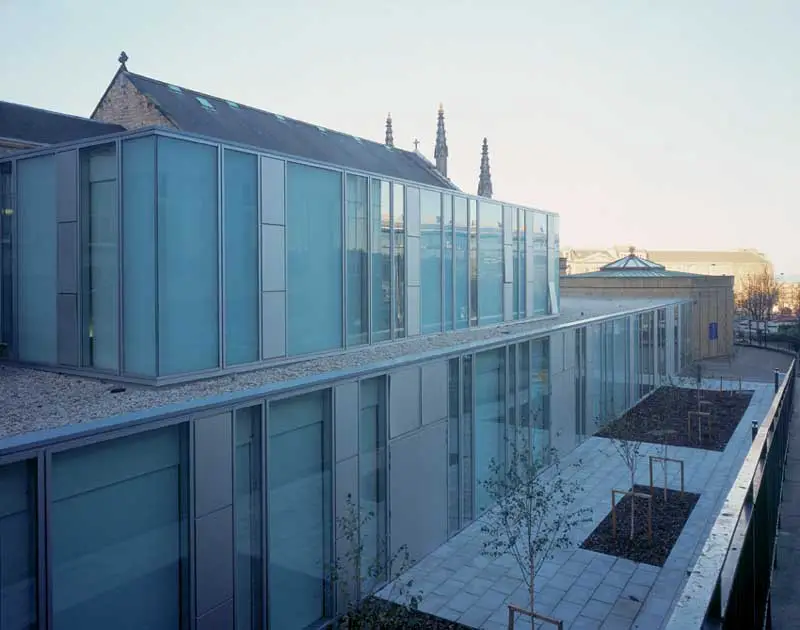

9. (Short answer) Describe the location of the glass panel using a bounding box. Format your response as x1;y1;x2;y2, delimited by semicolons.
531;338;550;462
0;163;12;345
614;318;629;417
393;184;405;338
17;155;56;364
548;214;560;313
269;391;332;628
443;195;454;331
478;201;503;325
518;341;531;452
122;137;156;376
0;460;36;630
420;189;442;334
507;345;517;459
462;355;474;524
512;209;520;319
532;212;548;314
475;348;505;514
370;180;391;342
454;197;469;330
658;309;667;380
673;305;680;374
359;377;387;589
157;137;219;375
346;175;369;346
468;200;478;326
517;209;526;319
447;358;460;536
235;406;263;630
224;150;259;366
81;145;118;371
287;163;343;355
51;425;188;629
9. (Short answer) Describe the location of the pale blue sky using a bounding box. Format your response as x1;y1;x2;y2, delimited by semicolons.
2;0;798;272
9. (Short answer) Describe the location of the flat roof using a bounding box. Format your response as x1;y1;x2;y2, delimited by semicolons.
0;296;685;445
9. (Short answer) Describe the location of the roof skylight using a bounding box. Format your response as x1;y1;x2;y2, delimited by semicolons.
195;96;215;111
226;101;240;109
168;84;182;93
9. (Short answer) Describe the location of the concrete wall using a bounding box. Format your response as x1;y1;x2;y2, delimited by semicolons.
560;275;734;360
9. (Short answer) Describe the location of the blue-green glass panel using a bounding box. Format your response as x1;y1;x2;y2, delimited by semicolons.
370;180;391;342
475;348;505;514
478;201;503;325
454;197;469;329
420;189;442;333
346;174;369;346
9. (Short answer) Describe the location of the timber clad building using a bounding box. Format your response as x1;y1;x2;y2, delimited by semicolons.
0;54;696;629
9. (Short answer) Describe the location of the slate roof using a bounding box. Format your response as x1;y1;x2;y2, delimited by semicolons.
0;100;124;147
122;72;458;190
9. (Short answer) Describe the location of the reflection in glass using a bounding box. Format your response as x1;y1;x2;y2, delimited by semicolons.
454;197;469;329
0;460;36;630
531;338;550;462
269;391;332;629
444;195;454;331
532;212;548;314
462;355;474;524
393;184;405;338
468;200;478;327
51;426;188;629
447;358;460;536
478;201;503;324
235;406;263;630
346;175;369;346
420;189;442;333
475;348;505;513
517;209;526;319
81;144;119;371
370;180;391;342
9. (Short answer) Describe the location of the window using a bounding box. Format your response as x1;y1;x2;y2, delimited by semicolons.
454;197;469;329
531;338;550;461
1;162;12;345
657;309;667;381
393;184;405;338
359;377;387;589
512;209;520;319
268;391;332;628
157;137;219;375
548;214;560;313
478;201;503;324
532;212;548;314
346;175;369;346
468;200;478;326
462;355;474;524
420;189;442;334
370;180;391;342
17;155;56;364
286;163;343;355
516;209;526;319
235;406;263;630
122;137;157;376
81;145;119;371
0;460;37;630
443;195;454;331
224;150;259;366
475;348;505;513
51;425;188;629
447;358;460;536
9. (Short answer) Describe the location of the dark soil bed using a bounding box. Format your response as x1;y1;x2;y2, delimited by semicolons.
580;484;700;566
596;386;753;451
349;599;472;629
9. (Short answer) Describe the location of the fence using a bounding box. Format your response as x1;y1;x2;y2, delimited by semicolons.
665;356;796;629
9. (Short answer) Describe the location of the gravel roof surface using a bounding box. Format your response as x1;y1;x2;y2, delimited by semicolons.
0;297;682;441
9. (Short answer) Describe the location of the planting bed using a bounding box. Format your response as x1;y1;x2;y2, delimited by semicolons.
356;599;473;629
596;386;753;451
580;484;700;566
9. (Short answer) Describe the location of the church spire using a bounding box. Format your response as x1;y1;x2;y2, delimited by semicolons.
434;103;448;177
385;112;394;147
477;137;493;198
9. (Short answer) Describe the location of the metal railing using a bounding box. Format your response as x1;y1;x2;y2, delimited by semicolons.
666;357;796;629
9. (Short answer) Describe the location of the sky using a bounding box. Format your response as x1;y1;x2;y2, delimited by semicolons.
2;0;798;273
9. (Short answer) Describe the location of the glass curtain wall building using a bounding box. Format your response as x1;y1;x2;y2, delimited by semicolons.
0;129;559;383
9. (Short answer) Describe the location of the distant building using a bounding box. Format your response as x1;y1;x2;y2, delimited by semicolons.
564;245;772;293
777;282;800;313
562;250;734;361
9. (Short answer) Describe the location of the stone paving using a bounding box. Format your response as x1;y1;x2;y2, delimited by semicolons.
382;379;775;629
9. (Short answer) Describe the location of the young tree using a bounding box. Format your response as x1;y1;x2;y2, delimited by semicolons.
332;494;421;629
736;266;780;322
479;433;591;628
603;412;651;540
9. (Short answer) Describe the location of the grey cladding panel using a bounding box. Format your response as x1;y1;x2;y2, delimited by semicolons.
57;222;78;294
389;367;421;438
406;236;420;287
194;413;233;517
261;224;286;292
335;456;358;540
334;381;359;462
261;291;286;359
421;361;448;425
56;293;79;366
197;600;234;630
55;150;78;222
261;157;285;225
195;507;234;617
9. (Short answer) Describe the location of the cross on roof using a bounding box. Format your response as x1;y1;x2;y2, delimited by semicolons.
413;138;420;151
118;51;129;69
